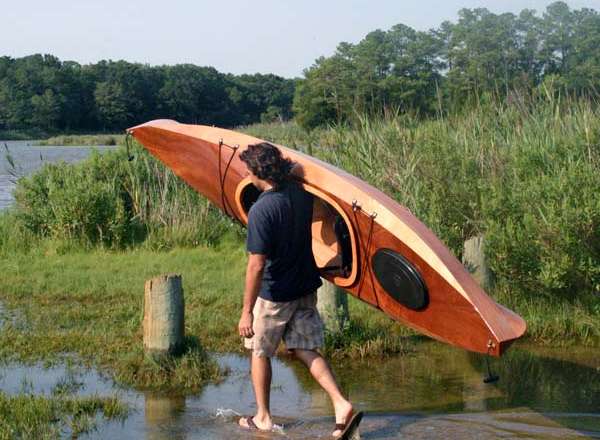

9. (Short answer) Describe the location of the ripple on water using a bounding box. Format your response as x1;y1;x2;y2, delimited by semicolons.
0;343;599;439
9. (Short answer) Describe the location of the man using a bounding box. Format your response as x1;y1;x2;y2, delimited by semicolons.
237;142;360;438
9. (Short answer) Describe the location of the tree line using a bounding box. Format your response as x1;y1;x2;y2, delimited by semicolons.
1;2;599;133
294;1;600;128
0;55;294;132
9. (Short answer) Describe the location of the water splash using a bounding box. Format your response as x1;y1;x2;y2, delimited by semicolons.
215;407;241;419
271;423;286;435
215;409;287;435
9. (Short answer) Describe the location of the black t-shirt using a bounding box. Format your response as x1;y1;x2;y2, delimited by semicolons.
246;181;322;302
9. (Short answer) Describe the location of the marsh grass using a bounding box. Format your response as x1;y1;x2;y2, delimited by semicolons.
323;321;415;360
0;235;417;388
0;368;128;440
33;134;125;146
245;96;600;344
0;241;245;391
11;145;234;250
115;336;222;390
0;392;127;439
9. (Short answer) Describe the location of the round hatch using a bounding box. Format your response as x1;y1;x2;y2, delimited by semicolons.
372;248;428;310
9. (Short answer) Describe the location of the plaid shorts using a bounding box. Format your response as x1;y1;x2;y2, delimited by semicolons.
244;291;324;357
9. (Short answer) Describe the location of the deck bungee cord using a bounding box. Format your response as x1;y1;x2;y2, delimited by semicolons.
217;139;240;223
352;200;381;308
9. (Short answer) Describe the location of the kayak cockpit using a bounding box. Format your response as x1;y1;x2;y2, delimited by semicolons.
234;178;358;287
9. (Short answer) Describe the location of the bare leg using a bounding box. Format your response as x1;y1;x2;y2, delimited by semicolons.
239;353;273;431
293;349;353;437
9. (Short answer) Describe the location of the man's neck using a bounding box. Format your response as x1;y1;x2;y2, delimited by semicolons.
257;180;275;192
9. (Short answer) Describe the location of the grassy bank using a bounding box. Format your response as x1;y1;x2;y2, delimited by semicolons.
0;235;413;390
0;131;124;145
33;134;125;146
8;146;232;250
0;239;240;392
0;358;128;438
0;128;49;141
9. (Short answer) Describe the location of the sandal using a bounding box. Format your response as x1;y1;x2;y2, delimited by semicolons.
334;411;363;439
238;416;270;432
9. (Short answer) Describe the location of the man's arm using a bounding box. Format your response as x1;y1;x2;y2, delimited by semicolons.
238;253;266;338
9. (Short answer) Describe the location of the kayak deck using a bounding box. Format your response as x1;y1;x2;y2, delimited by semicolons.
128;120;527;356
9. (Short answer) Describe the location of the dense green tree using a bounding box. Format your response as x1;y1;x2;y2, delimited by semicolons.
30;89;61;130
293;53;352;129
566;8;600;91
294;24;442;128
94;81;129;130
2;2;600;133
293;1;600;128
158;64;234;126
229;73;295;124
445;9;522;100
540;1;575;76
0;79;12;130
383;24;443;113
0;56;294;132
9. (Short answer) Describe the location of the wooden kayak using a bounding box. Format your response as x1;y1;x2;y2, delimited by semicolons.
127;119;526;356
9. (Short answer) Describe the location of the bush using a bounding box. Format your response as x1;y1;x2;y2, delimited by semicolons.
11;145;232;249
14;152;131;247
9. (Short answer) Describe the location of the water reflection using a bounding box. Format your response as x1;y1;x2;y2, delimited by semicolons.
0;343;598;439
144;393;186;440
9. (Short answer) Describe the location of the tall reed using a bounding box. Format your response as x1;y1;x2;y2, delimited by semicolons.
247;95;600;342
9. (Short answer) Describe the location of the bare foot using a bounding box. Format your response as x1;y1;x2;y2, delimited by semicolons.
238;414;273;431
332;399;353;437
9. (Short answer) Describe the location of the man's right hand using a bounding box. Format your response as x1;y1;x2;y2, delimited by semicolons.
238;311;254;338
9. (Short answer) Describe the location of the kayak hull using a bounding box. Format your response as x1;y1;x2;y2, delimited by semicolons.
128;120;526;356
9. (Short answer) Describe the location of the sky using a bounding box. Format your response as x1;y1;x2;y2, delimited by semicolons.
2;0;599;78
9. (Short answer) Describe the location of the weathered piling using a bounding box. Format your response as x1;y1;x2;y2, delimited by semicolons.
143;274;185;356
317;279;349;333
462;235;493;291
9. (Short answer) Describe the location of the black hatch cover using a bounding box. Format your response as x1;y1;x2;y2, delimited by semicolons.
371;248;428;310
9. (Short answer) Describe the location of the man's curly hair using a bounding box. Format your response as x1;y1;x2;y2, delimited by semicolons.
239;142;294;186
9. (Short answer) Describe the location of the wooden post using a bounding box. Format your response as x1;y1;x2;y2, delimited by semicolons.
317;279;349;333
143;274;185;356
463;235;493;291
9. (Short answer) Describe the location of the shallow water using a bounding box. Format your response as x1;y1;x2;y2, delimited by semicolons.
0;140;116;210
1;343;599;439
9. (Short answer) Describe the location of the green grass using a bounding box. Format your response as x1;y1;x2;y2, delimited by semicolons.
0;232;418;387
0;366;128;440
33;134;125;146
0;391;127;439
0;239;244;391
10;144;234;250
